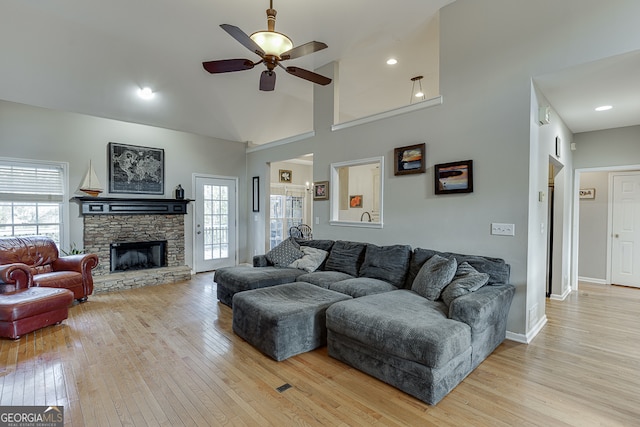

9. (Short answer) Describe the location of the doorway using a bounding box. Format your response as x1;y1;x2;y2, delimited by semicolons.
193;175;238;272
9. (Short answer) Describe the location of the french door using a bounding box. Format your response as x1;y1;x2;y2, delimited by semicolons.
194;175;237;272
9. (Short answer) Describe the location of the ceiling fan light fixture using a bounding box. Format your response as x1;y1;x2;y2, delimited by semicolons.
137;87;155;100
250;31;293;57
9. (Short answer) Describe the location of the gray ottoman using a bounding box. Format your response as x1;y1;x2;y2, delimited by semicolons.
232;282;352;361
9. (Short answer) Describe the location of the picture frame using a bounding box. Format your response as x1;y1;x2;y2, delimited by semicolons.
252;176;260;212
349;195;363;208
108;142;164;195
394;143;426;175
434;160;474;195
579;188;595;199
555;136;561;158
279;169;292;183
313;181;329;200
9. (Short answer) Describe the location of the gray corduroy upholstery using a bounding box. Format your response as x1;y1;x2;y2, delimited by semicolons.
232;282;352;361
214;266;305;307
328;277;398;298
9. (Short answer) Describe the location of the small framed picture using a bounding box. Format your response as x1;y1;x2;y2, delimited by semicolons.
279;169;292;183
313;181;329;200
555;136;561;158
579;188;595;199
349;195;363;208
435;160;473;195
394;143;426;176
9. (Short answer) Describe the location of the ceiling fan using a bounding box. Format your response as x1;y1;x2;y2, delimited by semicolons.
202;0;331;91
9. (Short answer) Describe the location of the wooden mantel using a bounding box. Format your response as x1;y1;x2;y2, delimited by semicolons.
72;197;192;215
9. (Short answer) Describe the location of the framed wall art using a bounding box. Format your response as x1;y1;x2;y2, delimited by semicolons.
434;160;473;195
349;195;363;208
313;181;329;200
279;169;292;183
108;142;164;195
579;188;595;199
394;143;426;176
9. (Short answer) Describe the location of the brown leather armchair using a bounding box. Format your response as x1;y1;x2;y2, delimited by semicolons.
0;236;99;302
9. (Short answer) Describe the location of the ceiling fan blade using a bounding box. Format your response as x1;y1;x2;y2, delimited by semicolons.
285;66;332;86
260;70;276;91
280;41;328;60
202;59;256;74
220;24;265;57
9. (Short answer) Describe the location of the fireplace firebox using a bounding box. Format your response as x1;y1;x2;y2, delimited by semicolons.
110;240;167;272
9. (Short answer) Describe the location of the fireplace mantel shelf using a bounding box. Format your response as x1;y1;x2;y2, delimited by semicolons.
73;197;192;215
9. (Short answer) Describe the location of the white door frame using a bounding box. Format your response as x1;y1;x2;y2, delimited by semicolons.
192;173;239;271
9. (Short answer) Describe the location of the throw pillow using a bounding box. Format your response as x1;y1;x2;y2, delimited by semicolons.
289;246;329;272
324;241;366;276
359;244;412;287
411;254;457;301
265;237;303;267
441;262;490;307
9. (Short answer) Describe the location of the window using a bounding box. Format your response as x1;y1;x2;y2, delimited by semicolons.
0;158;67;245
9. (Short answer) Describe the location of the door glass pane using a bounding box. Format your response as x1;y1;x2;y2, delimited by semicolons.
203;184;230;260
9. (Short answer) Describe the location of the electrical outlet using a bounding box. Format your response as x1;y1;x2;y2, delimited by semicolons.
491;223;515;236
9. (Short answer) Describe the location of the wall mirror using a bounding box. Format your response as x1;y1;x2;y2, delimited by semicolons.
330;156;383;228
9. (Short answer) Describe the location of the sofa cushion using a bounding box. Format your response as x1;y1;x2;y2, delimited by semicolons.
296;271;355;289
288;246;328;273
406;248;510;288
441;262;490;307
411;254;457;301
324;241;366;276
358;244;411;287
328;278;397;298
326;290;471;368
298;239;335;252
265;238;303;267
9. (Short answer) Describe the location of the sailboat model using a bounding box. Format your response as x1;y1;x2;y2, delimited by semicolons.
79;161;103;197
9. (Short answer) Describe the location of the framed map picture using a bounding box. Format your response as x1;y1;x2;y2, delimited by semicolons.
108;142;164;195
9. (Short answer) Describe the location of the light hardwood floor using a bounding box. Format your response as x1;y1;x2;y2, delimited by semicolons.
1;274;639;426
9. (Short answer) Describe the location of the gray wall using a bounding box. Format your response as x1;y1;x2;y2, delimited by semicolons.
0;99;247;270
577;171;609;281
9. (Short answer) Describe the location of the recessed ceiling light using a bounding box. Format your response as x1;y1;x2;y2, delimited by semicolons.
595;105;612;111
138;87;155;100
386;58;398;65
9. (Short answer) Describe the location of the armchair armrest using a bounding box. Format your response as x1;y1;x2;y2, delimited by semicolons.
52;253;98;274
52;253;99;297
0;263;33;291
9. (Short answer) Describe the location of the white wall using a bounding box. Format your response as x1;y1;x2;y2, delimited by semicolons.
0;99;247;269
245;0;640;339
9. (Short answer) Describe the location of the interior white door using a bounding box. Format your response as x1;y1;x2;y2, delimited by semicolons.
611;173;640;287
194;176;237;272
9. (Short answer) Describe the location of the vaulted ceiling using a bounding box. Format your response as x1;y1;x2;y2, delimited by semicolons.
2;1;638;147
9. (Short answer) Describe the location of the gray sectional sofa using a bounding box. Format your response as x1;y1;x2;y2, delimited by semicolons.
213;238;515;405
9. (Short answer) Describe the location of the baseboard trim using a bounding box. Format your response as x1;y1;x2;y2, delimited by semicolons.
506;315;548;344
578;276;607;285
549;287;571;301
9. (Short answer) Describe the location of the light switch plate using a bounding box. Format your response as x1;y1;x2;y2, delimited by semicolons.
491;223;515;236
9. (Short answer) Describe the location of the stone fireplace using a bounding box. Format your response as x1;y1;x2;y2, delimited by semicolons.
76;197;192;293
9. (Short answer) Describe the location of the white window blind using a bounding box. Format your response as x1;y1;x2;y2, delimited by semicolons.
0;159;65;202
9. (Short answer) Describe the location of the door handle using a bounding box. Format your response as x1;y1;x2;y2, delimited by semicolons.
615;234;619;238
